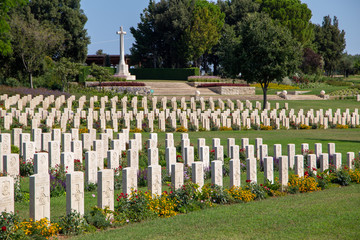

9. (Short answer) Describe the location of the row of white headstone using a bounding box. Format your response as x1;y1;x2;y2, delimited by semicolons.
1;131;358;221
1;94;359;132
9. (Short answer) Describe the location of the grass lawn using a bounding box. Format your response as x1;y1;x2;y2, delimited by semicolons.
266;99;360;112
141;128;360;157
73;184;360;240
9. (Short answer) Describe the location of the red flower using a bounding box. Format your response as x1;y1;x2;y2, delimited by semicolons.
312;168;317;171
316;175;322;179
246;179;251;183
260;184;263;186
2;226;6;232
210;149;215;153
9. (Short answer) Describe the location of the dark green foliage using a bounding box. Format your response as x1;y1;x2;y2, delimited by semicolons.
58;211;92;235
28;0;90;62
331;169;351;186
236;13;301;109
130;68;200;80
85;207;112;230
0;0;26;56
10;11;64;88
314;16;346;76
256;0;314;46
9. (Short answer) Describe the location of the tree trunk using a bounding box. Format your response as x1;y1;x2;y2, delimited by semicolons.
262;86;267;110
29;72;33;89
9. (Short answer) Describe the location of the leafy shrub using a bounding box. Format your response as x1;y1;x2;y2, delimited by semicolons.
58;211;92;235
331;169;351;186
85;207;113;229
20;160;34;177
115;190;155;222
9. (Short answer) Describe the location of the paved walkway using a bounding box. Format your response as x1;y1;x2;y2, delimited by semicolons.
144;81;324;101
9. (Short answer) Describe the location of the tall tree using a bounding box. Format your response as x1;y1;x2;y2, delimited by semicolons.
314;16;346;76
256;0;313;46
28;0;90;62
216;0;259;77
130;0;194;68
186;0;224;67
10;11;64;88
237;13;301;109
0;0;27;56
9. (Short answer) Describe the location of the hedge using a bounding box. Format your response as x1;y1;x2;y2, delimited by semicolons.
129;68;200;80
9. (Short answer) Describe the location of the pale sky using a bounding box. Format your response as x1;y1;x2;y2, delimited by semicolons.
81;0;360;56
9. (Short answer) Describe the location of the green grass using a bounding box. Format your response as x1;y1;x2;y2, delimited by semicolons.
73;184;360;240
265;99;359;112
141;128;360;157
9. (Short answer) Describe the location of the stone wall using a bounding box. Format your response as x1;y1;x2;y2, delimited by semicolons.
209;86;255;95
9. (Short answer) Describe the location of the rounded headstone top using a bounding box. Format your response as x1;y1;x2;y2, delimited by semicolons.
320;90;325;96
195;90;200;96
282;90;287;95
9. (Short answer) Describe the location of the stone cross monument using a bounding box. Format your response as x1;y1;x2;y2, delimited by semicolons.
115;26;136;80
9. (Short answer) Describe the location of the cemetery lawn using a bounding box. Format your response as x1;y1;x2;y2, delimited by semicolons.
73;183;360;240
267;99;360;112
146;128;360;157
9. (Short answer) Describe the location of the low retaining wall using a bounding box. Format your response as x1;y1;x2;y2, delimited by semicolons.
187;82;222;87
209;86;255;95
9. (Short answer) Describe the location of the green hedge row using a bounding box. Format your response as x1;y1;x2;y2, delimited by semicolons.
129;68;200;80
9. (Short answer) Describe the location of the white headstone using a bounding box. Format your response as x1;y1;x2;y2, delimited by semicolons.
66;172;84;215
98;169;114;210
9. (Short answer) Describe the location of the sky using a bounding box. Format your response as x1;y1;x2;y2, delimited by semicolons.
81;0;360;56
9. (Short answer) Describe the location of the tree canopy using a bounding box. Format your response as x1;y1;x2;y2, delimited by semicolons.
0;0;27;56
186;0;225;67
256;0;314;46
237;13;301;109
314;16;346;76
28;0;90;62
130;0;224;68
10;9;64;88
